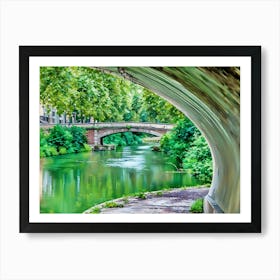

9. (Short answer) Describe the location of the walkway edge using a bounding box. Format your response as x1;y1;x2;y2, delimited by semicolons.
83;185;210;214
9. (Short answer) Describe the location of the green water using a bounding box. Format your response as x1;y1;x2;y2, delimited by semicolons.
40;145;201;213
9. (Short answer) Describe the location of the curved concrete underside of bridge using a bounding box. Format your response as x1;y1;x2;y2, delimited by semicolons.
97;67;240;213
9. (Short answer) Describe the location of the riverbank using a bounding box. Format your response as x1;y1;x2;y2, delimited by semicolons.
84;186;209;214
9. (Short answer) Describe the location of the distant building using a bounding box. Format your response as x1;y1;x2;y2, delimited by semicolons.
40;104;97;125
40;104;67;124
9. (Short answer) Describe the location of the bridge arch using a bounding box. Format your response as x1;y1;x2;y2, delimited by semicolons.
96;67;240;213
85;122;173;145
99;129;163;144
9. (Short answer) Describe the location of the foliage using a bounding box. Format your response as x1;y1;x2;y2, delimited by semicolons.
41;146;58;157
40;126;90;157
40;67;184;124
135;192;147;199
103;132;146;146
160;118;196;164
47;125;73;150
103;133;127;146
40;129;59;157
160;118;213;183
156;191;163;196
69;126;87;152
58;146;67;155
90;207;101;214
189;198;204;213
104;202;124;208
82;143;92;152
182;135;213;183
141;88;184;123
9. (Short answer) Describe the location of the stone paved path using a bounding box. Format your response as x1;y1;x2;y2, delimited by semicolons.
84;187;209;214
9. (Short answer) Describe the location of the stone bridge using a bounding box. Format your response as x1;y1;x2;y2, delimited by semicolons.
85;122;173;145
40;122;174;145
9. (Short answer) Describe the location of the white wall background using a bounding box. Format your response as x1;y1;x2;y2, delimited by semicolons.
0;0;279;279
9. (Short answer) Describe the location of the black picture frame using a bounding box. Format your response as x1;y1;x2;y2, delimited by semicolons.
19;46;261;233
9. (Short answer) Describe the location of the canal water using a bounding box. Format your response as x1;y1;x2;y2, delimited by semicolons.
40;145;201;213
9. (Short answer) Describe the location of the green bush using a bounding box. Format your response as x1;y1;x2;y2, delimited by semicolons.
173;118;196;142
90;207;101;214
58;146;67;155
40;129;48;146
160;118;213;184
49;146;58;156
40;149;45;158
40;145;58;157
69;126;87;152
67;147;75;154
160;119;194;164
190;198;204;213
40;125;90;157
104;202;124;208
182;135;213;183
47;125;73;149
82;143;92;152
135;192;147;199
40;146;48;157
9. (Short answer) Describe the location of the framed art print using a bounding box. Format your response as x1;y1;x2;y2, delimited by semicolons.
19;46;261;233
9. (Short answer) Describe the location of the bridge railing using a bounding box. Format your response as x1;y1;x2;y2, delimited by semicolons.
40;122;175;129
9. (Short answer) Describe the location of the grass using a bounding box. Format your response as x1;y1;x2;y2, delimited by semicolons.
189;198;204;213
88;201;124;214
156;191;163;196
104;201;124;208
135;192;147;199
90;207;101;214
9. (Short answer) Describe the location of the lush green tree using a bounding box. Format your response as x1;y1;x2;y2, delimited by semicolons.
40;67;71;117
160;118;196;163
40;66;184;124
160;118;213;183
182;134;213;183
141;88;184;123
